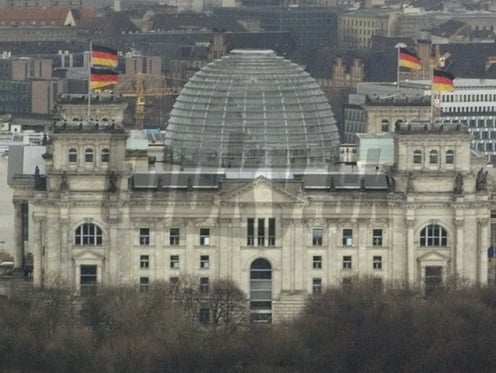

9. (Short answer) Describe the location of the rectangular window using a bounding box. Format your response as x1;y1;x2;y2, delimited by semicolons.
200;228;210;246
373;256;382;270
342;277;352;288
342;229;353;246
200;277;209;294
101;149;110;163
170;255;179;269
372;229;383;246
257;218;265;246
140;255;149;269
169;276;179;290
425;266;443;295
312;278;322;295
170;228;180;246
247;218;255;246
268;218;276;246
312;228;323;246
313;255;322;269
372;277;383;292
200;255;210;269
199;308;210;324
68;149;77;163
80;265;97;296
139;277;149;292
139;228;150;245
343;255;352;269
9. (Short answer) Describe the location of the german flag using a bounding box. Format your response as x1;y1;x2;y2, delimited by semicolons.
433;69;455;92
92;45;118;68
90;68;118;90
399;47;422;71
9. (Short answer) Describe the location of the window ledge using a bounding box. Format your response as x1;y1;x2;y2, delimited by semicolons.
240;245;282;250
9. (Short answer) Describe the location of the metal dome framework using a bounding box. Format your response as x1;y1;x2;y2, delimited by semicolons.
164;49;340;169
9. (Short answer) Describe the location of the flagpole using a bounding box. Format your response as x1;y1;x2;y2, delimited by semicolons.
397;46;400;93
87;40;92;123
431;69;436;124
395;43;406;94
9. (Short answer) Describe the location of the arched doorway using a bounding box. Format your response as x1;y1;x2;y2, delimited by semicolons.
250;258;272;323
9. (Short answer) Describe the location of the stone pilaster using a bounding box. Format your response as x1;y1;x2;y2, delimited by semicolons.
32;216;43;287
406;217;416;284
293;218;303;292
13;200;24;269
281;218;294;292
357;219;368;275
218;218;232;279
455;218;464;279
478;218;489;285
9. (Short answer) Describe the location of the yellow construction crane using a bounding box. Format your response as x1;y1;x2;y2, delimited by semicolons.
118;72;181;129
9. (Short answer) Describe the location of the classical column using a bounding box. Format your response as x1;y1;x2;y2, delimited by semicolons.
406;217;416;285
478;218;489;285
455;218;464;279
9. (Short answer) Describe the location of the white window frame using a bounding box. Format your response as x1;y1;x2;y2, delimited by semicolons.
373;256;382;270
140;255;150;269
200;255;210;269
200;228;210;246
312;228;323;246
343;255;352;270
170;255;179;269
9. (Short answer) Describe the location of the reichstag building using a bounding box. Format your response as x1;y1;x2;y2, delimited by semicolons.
8;50;491;322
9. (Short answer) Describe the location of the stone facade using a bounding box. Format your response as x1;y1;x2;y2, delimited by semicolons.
8;121;491;322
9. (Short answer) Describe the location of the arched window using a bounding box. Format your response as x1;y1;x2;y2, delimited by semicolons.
85;148;93;163
420;224;447;247
413;150;422;164
75;223;102;245
445;150;455;164
250;258;272;323
381;119;389;132
68;148;77;163
101;148;110;163
429;150;438;164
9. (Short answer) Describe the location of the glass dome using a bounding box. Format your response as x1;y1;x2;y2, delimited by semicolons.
164;49;340;169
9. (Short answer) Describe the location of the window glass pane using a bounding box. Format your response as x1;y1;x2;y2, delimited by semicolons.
170;228;180;245
69;148;77;163
101;148;110;163
312;228;323;246
85;149;93;163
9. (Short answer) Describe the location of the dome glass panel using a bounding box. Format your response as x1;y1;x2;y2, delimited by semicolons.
164;49;340;169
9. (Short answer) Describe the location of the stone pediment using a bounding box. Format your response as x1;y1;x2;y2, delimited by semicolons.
220;176;304;204
72;248;105;261
417;250;451;263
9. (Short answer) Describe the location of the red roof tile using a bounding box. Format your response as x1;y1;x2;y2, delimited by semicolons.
0;7;94;25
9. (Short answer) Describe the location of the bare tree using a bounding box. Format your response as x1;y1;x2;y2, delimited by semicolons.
208;279;247;327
